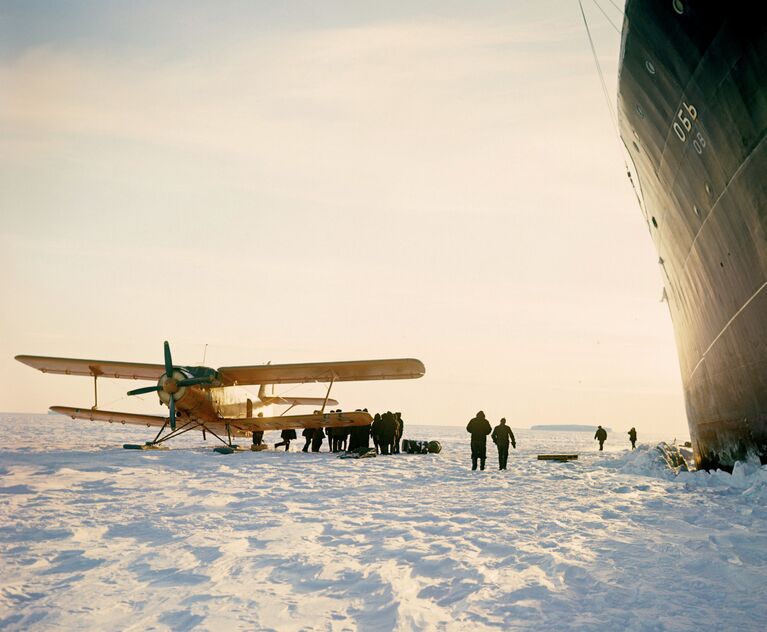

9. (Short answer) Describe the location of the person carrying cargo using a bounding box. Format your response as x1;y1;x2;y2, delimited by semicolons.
491;417;516;470
466;410;492;470
628;427;637;450
595;425;608;451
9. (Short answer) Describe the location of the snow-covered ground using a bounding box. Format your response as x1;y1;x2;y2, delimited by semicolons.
1;413;766;631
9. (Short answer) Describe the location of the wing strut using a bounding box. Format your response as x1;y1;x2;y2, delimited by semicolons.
93;375;98;410
320;374;335;414
149;418;196;444
152;419;169;443
146;419;231;448
280;403;297;416
124;418;199;449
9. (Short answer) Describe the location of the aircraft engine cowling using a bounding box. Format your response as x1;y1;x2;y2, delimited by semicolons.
157;369;190;406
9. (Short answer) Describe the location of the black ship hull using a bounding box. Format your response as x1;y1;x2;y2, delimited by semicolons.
618;1;767;469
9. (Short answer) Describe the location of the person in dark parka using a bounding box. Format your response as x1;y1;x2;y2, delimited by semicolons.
359;423;371;449
252;430;264;446
347;410;371;451
352;408;371;451
275;428;297;451
331;410;347;452
595;425;607;451
628;427;637;450
311;427;325;452
393;412;404;454
378;411;397;455
328;426;341;452
370;413;382;453
348;424;371;451
491;417;516;470
301;427;313;452
466;411;492;470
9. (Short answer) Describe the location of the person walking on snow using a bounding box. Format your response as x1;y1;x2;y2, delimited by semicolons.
275;428;297;451
301;427;313;452
467;411;492;470
595;425;608;451
628;427;637;450
491;417;516;470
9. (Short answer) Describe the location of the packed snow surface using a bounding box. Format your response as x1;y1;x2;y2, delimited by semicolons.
1;414;767;631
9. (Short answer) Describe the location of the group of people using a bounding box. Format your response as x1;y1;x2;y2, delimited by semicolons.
371;411;404;455
593;425;638;451
268;409;405;455
468;413;641;470
267;409;641;467
466;411;516;471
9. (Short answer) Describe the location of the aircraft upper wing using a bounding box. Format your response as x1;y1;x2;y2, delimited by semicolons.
16;356;165;381
51;406;168;427
217;358;425;386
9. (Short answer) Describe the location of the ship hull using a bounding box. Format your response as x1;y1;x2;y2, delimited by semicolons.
618;1;767;469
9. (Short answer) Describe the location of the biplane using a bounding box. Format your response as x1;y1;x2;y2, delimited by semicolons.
15;341;425;452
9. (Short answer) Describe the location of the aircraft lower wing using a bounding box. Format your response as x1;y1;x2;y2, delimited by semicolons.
50;406;168;427
220;411;373;433
18;356;165;380
51;406;371;436
218;358;425;386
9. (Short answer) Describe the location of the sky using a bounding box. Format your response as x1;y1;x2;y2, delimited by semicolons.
0;1;689;436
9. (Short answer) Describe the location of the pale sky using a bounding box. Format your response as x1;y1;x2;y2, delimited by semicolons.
0;1;689;437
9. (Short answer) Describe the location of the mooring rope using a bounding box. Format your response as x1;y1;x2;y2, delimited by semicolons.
590;0;621;33
578;0;619;133
577;0;645;210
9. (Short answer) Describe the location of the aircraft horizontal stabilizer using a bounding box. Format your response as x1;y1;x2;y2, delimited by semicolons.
262;396;339;407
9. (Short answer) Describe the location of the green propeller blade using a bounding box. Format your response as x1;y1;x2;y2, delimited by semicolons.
126;385;161;396
163;340;173;376
169;395;176;431
124;341;187;429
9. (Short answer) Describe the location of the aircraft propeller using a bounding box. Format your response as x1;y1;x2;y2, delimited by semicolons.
126;341;214;430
